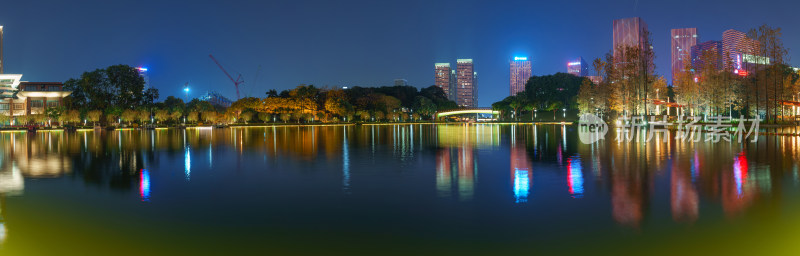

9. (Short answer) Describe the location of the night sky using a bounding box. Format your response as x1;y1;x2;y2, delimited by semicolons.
2;0;798;106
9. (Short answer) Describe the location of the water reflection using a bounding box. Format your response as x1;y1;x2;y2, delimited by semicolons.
436;147;476;201
0;124;796;237
510;125;532;203
140;169;151;202
567;156;583;199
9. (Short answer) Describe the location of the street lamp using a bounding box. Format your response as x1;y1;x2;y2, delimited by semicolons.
184;87;190;102
562;108;566;118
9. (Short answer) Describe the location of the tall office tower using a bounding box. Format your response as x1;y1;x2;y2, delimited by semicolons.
612;17;650;59
722;29;759;72
456;59;477;107
691;40;723;71
671;28;698;83
449;70;456;101
0;26;4;74
435;63;452;100
510;56;531;96
567;57;588;77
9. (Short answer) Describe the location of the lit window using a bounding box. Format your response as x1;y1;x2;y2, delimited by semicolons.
31;100;43;108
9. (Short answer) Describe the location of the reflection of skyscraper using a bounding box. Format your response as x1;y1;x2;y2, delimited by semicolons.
456;59;477;107
510;57;531;96
510;127;532;203
670;166;698;223
567;157;583;198
436;146;477;201
722;152;755;218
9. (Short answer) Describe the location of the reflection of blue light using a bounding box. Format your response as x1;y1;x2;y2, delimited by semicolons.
343;129;350;193
567;158;584;198
140;169;151;202
514;169;529;203
185;149;191;181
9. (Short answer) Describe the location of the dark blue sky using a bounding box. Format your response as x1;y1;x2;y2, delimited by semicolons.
2;0;798;106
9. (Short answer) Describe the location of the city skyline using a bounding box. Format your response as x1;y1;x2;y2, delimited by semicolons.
0;0;799;106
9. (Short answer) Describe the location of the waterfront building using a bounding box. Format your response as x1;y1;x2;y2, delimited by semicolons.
456;59;477;107
510;56;531;96
671;28;698;83
200;90;233;108
567;57;588;77
435;63;453;100
0;75;72;119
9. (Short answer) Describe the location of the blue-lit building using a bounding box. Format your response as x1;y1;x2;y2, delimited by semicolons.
567;57;588;77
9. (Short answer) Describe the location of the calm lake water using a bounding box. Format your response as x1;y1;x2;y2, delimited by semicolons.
1;124;800;255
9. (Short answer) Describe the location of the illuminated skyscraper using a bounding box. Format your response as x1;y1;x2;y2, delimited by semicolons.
137;67;150;89
567;57;588;77
435;63;453;100
510;56;531;96
722;29;760;73
671;28;698;83
0;26;4;74
691;40;722;71
613;17;650;59
456;59;477;107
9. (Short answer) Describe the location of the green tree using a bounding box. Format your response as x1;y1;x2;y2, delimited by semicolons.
87;110;102;126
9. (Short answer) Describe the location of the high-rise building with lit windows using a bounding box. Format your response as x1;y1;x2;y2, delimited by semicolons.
671;28;698;83
0;25;4;74
510;56;531;96
456;59;477;107
691;40;723;71
567;57;588;77
435;63;453;100
722;29;760;73
613;17;650;59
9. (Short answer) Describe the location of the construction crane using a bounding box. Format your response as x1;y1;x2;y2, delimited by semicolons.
209;54;244;100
